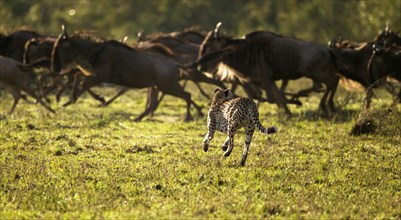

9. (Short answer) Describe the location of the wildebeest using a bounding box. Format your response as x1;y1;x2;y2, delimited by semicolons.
0;55;55;114
196;22;339;115
51;25;203;121
374;27;401;48
0;30;42;61
23;36;109;105
137;38;227;99
329;36;399;108
139;29;269;102
368;43;401;102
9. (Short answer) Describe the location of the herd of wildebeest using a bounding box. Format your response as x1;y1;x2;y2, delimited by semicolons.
0;22;400;122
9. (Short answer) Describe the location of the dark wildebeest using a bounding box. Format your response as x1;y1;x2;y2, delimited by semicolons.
138;32;199;55
137;41;227;97
138;28;206;45
0;30;42;61
374;27;401;48
23;36;58;103
139;30;268;102
23;36;106;104
329;36;399;108
51;26;203;121
196;22;339;115
0;55;55;114
368;43;401;102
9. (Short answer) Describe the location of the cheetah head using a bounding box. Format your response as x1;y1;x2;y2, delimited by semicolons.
213;88;234;103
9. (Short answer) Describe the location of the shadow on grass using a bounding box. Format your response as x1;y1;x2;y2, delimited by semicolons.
125;145;156;154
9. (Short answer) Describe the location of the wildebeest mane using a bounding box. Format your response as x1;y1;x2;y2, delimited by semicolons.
52;32;150;72
201;31;281;83
51;32;106;72
70;31;105;43
136;41;175;56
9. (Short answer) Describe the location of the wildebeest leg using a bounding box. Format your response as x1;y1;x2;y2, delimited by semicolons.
280;80;289;93
56;75;75;103
242;82;264;101
101;87;129;107
261;77;292;115
194;82;210;99
308;71;339;114
149;89;164;117
22;86;55;114
85;89;105;104
5;86;21;114
327;78;339;112
160;84;200;121
181;79;189;88
318;86;331;114
295;80;324;97
364;88;374;109
62;79;97;107
184;70;226;99
190;99;203;117
240;128;254;166
37;75;51;103
134;87;160;122
44;74;62;98
20;94;35;104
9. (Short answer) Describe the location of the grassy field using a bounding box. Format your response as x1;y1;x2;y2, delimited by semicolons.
0;82;400;219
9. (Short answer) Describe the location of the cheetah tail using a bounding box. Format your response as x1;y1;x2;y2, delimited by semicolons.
253;116;278;135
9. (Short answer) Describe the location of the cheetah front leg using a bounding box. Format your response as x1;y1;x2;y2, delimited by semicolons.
203;118;216;152
240;129;254;166
203;130;215;152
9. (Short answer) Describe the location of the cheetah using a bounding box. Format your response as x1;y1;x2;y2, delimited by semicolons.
203;88;278;166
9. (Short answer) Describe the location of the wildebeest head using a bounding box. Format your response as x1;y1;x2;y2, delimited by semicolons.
51;25;72;73
197;22;233;73
51;25;96;76
23;37;55;64
374;26;401;47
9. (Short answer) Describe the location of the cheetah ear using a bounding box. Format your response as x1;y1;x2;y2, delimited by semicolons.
214;87;222;94
224;89;230;96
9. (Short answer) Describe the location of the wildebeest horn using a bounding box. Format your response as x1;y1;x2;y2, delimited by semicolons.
337;35;343;43
121;36;128;43
214;22;222;39
137;31;144;42
385;21;390;32
61;24;68;38
328;37;336;48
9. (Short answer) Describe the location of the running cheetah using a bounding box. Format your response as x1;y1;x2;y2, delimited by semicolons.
203;88;278;166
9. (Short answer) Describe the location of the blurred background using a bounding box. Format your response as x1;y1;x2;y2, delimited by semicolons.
1;0;400;43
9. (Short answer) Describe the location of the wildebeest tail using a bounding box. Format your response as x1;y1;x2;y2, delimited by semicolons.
251;111;278;135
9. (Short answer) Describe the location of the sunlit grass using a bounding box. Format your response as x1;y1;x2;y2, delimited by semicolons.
0;81;400;219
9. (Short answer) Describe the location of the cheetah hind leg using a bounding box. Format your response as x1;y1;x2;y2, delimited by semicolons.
240;130;254;166
223;133;235;157
221;137;230;151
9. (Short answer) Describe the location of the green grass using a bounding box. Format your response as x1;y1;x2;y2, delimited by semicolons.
0;82;400;219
